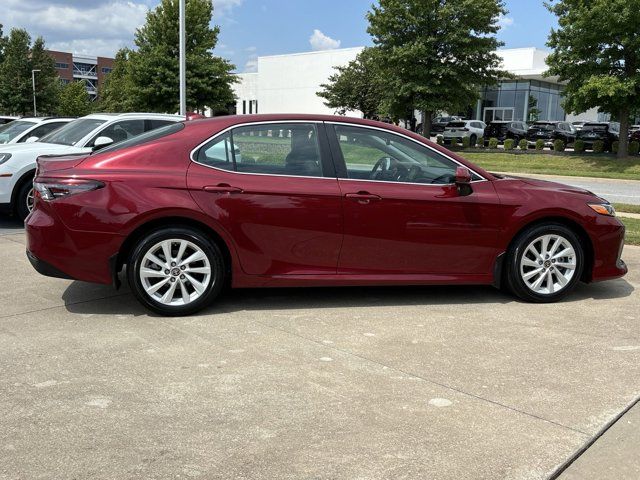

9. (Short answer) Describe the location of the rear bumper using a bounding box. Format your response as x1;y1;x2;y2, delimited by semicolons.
25;203;124;285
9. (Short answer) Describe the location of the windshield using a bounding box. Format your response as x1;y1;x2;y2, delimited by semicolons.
531;123;555;131
39;118;106;146
97;122;184;154
0;120;36;144
582;123;608;131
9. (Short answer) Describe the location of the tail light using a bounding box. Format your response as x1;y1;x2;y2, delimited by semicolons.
34;178;104;201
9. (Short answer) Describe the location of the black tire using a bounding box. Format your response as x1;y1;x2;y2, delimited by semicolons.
127;227;225;316
16;179;34;221
470;134;477;146
505;223;584;303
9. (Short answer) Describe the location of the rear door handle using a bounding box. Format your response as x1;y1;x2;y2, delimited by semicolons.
345;192;382;204
203;184;243;194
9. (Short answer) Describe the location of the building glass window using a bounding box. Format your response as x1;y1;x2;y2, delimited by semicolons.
55;62;69;69
478;80;565;123
101;67;113;74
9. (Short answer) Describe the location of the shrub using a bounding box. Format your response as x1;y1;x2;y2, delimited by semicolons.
574;139;585;153
476;136;484;148
436;135;444;145
593;140;605;153
488;137;499;149
504;138;515;150
612;141;619;154
629;141;640;155
535;139;545;150
462;136;470;148
553;139;565;152
519;138;528;150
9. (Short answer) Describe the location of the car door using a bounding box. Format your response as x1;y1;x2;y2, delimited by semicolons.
187;121;343;276
327;123;502;277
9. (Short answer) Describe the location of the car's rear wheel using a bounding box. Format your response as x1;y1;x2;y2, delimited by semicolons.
127;227;225;316
469;134;477;146
16;180;34;221
506;223;584;303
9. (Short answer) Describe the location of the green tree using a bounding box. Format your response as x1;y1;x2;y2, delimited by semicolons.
367;0;508;136
128;0;236;113
99;48;135;112
0;24;7;64
0;29;60;115
546;0;640;157
317;48;386;119
58;80;92;117
30;37;60;115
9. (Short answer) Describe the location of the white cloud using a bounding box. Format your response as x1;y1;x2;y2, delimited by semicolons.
212;0;243;17
244;54;258;73
309;29;341;51
497;14;514;29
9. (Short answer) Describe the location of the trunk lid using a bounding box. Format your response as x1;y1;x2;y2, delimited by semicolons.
35;153;89;177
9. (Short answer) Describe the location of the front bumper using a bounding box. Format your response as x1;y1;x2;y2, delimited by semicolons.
589;220;628;282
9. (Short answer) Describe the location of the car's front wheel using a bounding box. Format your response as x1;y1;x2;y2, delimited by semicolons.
506;223;584;303
127;227;225;316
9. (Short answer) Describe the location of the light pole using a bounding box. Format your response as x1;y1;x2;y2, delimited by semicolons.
32;69;41;117
179;0;186;116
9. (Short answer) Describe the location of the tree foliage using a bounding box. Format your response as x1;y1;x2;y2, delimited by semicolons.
58;80;92;117
366;0;508;135
0;28;59;115
546;0;640;157
128;0;236;113
317;48;386;119
99;48;135;112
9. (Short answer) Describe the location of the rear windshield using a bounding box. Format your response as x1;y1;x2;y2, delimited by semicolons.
447;122;466;128
531;123;555;130
96;122;185;154
582;123;608;131
39;118;107;146
0;120;36;143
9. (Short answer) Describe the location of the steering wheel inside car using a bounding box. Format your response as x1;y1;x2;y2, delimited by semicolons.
370;156;407;181
430;173;456;184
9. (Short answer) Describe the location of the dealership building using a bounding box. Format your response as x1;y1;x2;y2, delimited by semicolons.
46;50;115;100
233;46;600;123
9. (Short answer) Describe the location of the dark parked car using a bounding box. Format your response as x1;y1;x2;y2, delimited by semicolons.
422;116;461;136
571;121;587;132
526;121;576;147
483;121;528;143
26;115;627;316
576;122;620;151
630;128;640;143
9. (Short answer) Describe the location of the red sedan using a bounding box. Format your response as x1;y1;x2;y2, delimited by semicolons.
26;114;627;316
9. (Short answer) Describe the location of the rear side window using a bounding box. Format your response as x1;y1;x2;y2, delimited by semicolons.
196;123;323;178
17;122;66;142
97;122;185;154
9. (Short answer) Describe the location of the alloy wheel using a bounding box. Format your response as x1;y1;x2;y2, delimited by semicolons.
26;187;34;213
519;234;576;295
139;239;212;306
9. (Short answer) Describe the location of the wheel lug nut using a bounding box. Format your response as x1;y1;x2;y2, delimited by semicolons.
180;274;185;279
180;265;186;270
171;262;176;267
164;269;170;274
170;277;176;282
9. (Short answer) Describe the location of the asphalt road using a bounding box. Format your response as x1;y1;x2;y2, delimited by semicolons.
499;172;640;205
1;220;639;479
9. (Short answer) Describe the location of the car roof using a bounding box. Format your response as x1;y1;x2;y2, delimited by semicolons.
15;117;75;123
81;112;185;121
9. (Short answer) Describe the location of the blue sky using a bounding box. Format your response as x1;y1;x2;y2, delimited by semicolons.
2;0;559;72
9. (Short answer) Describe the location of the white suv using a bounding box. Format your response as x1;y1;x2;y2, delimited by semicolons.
0;113;183;219
0;117;74;145
442;120;486;145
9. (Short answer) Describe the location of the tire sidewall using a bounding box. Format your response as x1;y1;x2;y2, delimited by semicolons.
16;180;33;221
507;223;584;303
127;227;225;316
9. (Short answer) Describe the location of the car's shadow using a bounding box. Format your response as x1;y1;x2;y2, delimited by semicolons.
0;217;24;234
62;277;635;317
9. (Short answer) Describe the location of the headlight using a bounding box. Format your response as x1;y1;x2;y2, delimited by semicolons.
0;153;11;165
588;203;616;217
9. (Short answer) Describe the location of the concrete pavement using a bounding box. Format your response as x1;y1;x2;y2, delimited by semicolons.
498;172;640;205
1;221;639;479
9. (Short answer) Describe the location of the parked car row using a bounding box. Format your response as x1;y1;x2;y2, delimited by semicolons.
0;113;183;220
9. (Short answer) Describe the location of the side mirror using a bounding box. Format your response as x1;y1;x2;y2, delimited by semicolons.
455;166;473;196
92;136;114;151
25;136;39;143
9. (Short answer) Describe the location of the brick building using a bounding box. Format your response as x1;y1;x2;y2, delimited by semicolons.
46;50;115;100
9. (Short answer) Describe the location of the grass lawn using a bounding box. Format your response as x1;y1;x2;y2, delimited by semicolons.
614;203;640;214
622;217;640;246
461;152;640;181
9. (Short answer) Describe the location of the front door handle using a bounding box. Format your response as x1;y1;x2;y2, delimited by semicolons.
345;191;382;204
203;184;243;194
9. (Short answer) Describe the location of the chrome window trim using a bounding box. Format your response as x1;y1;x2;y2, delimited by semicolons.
189;120;335;181
189;119;488;185
326;121;488;184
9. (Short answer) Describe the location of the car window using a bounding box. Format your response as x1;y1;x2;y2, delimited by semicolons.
17;122;67;142
334;125;479;184
147;119;176;131
98;122;185;154
39;118;107;146
197;123;323;178
87;120;145;147
0;120;37;144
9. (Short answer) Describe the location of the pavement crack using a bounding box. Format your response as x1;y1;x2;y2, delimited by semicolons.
255;319;591;437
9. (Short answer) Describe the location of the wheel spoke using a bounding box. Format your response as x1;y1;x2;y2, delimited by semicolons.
552;248;573;260
161;280;179;303
140;267;165;278
541;236;550;256
556;272;569;287
180;250;206;266
521;257;539;268
176;241;188;263
555;261;576;270
185;273;205;294
145;253;167;269
531;271;546;290
523;267;544;281
161;241;173;264
546;270;554;294
180;280;190;304
145;277;170;295
185;266;211;275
